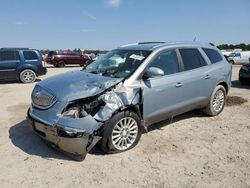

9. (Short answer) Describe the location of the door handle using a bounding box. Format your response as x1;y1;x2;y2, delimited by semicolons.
175;82;183;88
204;75;210;79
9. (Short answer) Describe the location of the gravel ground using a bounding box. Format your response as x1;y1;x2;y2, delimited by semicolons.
0;65;249;188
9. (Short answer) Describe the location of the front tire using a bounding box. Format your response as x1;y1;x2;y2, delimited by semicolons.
80;60;91;67
230;60;234;64
20;69;36;83
100;111;141;154
203;85;226;116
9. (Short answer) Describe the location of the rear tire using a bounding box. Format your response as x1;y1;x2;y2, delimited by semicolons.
58;60;65;67
239;77;247;85
203;85;226;116
100;111;141;154
20;69;36;83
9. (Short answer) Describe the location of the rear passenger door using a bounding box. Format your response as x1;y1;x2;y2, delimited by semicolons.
0;50;20;80
177;48;213;107
72;52;82;64
202;48;229;89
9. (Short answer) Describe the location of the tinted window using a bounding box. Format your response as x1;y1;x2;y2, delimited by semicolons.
203;48;223;63
70;52;79;56
23;51;38;60
48;51;58;57
0;51;20;61
149;50;179;75
179;48;206;71
235;53;241;57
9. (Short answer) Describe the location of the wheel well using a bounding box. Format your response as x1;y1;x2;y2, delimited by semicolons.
58;59;66;63
19;68;37;76
218;82;229;93
229;60;234;64
126;105;142;118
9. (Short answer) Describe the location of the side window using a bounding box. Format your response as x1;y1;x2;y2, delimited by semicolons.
235;53;241;57
0;51;20;61
148;50;179;76
179;48;206;71
23;51;38;60
202;48;223;64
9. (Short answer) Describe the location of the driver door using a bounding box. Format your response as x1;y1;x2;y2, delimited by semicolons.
142;49;185;126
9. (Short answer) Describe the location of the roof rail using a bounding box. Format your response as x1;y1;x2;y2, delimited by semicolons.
0;48;29;50
138;42;165;45
119;43;138;48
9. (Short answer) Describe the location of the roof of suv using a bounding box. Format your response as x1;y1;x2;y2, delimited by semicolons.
118;41;215;51
0;48;30;51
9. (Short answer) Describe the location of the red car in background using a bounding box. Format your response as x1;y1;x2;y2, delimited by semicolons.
46;50;92;67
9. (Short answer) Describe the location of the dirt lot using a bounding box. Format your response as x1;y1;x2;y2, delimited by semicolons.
0;65;249;188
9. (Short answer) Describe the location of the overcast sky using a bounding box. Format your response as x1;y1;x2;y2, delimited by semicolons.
0;0;249;50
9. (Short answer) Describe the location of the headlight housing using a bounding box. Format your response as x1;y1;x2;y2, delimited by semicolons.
56;125;85;138
62;97;104;118
62;106;88;118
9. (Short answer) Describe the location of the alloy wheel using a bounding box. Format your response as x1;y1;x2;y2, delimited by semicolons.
212;89;225;112
111;117;138;150
22;71;35;83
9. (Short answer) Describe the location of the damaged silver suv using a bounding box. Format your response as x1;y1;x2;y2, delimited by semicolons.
27;42;232;160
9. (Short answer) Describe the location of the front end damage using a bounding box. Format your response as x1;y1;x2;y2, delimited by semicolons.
27;109;102;161
27;80;143;161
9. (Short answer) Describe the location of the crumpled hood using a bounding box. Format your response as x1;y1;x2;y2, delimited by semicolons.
37;70;123;101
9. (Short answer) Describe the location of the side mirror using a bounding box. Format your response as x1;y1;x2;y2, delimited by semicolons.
143;67;164;79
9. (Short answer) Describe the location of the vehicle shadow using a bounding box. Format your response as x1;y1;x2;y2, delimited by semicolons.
90;110;208;156
231;80;250;89
9;120;72;161
9;110;208;159
147;110;207;132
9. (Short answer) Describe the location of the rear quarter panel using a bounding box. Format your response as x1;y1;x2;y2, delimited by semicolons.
206;60;231;95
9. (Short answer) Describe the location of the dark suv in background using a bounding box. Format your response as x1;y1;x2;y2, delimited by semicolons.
0;48;47;83
46;50;92;67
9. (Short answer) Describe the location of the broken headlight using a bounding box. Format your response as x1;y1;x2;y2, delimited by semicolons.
62;106;88;118
57;126;85;138
62;97;104;118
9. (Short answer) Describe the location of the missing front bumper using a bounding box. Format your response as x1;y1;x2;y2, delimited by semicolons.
26;111;101;161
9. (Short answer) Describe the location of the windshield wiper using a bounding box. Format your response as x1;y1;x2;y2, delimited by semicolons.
86;70;100;74
101;69;119;78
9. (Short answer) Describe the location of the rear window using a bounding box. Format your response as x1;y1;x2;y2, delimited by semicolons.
179;48;207;71
0;51;20;61
23;51;38;60
203;48;223;63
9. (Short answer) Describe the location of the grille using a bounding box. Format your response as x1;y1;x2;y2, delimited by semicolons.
32;86;56;109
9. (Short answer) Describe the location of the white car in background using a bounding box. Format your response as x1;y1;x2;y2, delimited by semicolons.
228;51;250;64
